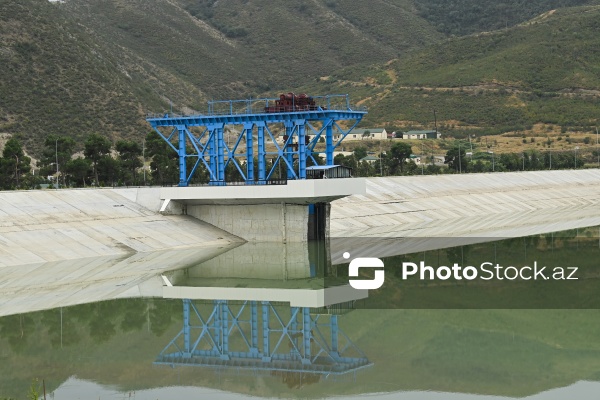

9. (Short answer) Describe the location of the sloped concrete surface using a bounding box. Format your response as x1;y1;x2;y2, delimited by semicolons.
0;188;243;317
331;170;600;238
0;246;238;317
0;189;242;267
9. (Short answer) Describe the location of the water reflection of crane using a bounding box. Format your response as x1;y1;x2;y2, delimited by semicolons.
155;300;371;384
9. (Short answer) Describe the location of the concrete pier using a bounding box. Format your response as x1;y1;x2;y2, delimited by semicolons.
160;178;366;241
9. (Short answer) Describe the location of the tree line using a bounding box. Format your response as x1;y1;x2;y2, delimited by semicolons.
0;136;595;190
334;141;593;178
0;132;181;190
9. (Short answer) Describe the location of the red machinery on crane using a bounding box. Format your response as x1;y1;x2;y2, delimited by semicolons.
264;93;321;113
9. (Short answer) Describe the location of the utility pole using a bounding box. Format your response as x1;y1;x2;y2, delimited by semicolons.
142;138;147;186
458;142;462;174
379;139;383;176
421;141;424;175
468;134;473;154
55;138;59;188
431;141;434;168
596;127;600;168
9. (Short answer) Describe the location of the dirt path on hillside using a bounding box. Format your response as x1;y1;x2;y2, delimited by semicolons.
334;78;600;98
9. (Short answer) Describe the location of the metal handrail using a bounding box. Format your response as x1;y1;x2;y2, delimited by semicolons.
160;179;288;187
146;94;367;119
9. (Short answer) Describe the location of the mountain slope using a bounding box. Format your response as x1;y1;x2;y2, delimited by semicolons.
1;0;445;155
3;0;600;156
308;5;600;133
413;0;600;36
0;0;177;154
63;0;443;98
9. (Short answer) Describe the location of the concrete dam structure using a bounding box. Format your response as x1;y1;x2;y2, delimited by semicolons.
1;169;600;316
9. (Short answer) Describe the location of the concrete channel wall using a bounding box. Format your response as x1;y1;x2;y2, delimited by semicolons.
0;188;242;268
331;169;600;238
1;170;599;316
2;170;598;266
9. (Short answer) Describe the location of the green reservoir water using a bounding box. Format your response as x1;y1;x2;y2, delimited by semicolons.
1;227;600;399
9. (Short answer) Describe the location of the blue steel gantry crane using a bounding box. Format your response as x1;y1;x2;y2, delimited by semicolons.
146;94;367;186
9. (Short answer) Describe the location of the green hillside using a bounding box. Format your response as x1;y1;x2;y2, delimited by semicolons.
0;0;183;155
3;0;600;156
413;0;600;36
63;0;442;97
1;0;444;156
311;5;600;135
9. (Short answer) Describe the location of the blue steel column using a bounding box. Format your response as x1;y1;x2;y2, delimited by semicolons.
213;300;220;353
245;123;254;183
257;123;266;183
325;120;334;165
183;299;191;356
250;301;259;355
217;127;225;184
262;302;271;361
302;307;311;365
291;307;299;360
297;121;307;179
285;122;294;180
209;128;218;184
177;127;187;186
331;314;340;360
221;301;230;360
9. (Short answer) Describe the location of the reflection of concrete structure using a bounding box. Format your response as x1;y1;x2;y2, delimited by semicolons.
179;241;313;280
0;246;238;317
161;241;367;308
162;284;366;308
156;300;372;376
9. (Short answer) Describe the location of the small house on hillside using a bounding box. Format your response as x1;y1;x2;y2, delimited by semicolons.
399;130;441;140
337;128;388;141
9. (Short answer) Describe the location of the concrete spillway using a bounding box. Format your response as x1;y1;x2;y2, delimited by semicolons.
0;188;241;267
0;188;242;316
329;170;600;261
331;169;600;238
1;170;600;316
